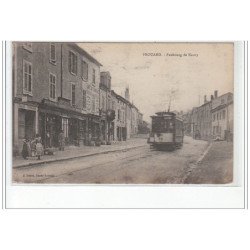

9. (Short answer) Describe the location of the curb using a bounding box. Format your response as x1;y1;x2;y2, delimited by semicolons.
13;145;146;169
196;142;213;164
181;141;212;183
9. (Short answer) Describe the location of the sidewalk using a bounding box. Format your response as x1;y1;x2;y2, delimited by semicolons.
184;140;233;184
13;138;147;168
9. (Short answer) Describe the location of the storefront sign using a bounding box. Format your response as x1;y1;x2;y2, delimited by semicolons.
19;104;37;111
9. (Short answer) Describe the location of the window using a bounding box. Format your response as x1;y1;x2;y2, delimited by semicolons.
68;51;77;75
62;118;69;138
49;73;56;100
50;43;56;63
92;96;95;112
222;110;226;119
18;109;25;139
102;97;105;110
92;69;95;84
81;61;88;80
71;84;76;106
23;60;32;94
23;43;32;52
83;89;87;109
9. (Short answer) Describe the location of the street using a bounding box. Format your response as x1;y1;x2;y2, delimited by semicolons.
11;136;233;184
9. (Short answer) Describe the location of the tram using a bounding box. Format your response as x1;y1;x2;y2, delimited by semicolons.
148;111;184;150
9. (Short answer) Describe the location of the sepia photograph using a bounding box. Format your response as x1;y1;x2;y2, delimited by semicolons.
11;42;234;184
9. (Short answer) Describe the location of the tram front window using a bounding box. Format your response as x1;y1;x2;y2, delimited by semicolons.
152;118;174;133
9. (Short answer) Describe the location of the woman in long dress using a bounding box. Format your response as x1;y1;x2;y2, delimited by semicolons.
21;138;29;159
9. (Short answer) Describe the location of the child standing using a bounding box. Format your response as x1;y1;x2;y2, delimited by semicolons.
35;136;43;160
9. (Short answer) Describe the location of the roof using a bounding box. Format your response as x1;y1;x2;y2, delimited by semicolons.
151;111;183;121
211;100;233;112
68;43;102;66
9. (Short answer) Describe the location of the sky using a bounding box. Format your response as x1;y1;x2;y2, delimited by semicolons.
79;43;234;122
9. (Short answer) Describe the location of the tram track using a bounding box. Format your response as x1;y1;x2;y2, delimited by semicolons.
37;146;154;183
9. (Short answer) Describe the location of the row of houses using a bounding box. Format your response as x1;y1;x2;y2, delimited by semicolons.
12;42;143;155
182;90;234;141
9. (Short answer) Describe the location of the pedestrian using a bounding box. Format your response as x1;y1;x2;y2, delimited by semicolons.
35;135;43;160
58;130;65;151
30;135;38;157
46;131;51;148
21;138;29;160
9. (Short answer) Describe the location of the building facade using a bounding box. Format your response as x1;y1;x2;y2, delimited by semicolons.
196;95;212;140
183;90;233;141
211;92;233;141
116;94;127;141
13;42;102;154
13;42;143;155
99;71;115;144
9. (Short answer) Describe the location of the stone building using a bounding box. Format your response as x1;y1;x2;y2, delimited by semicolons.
182;111;192;136
124;87;132;139
211;92;233;141
196;94;212;140
99;71;115;144
131;104;139;136
183;90;233;141
115;94;127;141
13;42;102;154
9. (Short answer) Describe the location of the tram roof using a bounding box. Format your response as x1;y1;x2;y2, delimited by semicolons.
151;111;183;121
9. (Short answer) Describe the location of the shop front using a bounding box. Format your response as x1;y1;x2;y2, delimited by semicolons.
13;100;39;155
87;114;101;145
39;99;89;148
39;112;61;148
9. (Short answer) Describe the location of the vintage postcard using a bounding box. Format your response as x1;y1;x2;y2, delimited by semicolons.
11;42;234;184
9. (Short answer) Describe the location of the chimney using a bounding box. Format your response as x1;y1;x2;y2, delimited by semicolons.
214;90;218;99
211;95;214;101
204;95;207;103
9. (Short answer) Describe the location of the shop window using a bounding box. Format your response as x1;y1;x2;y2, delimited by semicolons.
23;60;32;94
222;110;226;119
18;109;25;139
62;118;69;138
18;109;35;139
